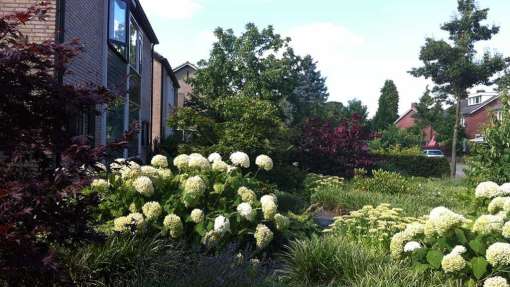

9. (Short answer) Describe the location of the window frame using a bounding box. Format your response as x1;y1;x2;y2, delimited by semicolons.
128;15;143;73
108;0;129;61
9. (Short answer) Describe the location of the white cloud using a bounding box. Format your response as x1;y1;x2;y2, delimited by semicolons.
288;22;430;117
139;0;202;20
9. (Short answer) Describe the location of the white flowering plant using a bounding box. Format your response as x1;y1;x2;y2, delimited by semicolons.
325;203;420;246
88;152;289;252
389;181;510;285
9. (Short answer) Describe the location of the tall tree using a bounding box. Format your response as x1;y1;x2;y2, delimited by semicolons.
414;86;444;130
372;80;400;131
292;55;329;122
410;0;507;178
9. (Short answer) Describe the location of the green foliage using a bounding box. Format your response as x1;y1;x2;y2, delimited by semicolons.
354;170;416;194
372;80;400;131
280;235;386;287
466;92;510;185
93;153;288;253
66;235;188;286
369;125;423;150
371;145;422;156
325;204;421;247
375;154;451;178
320;99;370;127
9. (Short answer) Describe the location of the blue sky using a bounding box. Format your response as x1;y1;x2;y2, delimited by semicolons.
139;0;510;116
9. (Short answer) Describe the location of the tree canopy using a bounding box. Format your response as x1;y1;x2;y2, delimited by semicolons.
372;80;400;131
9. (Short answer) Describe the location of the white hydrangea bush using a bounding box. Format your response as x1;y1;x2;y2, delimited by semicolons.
89;152;287;251
388;181;510;284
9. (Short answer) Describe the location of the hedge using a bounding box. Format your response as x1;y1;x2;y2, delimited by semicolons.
373;154;451;178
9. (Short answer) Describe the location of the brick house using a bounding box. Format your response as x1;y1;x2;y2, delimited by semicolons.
0;0;160;162
173;61;198;107
152;52;180;148
394;103;436;143
460;90;502;141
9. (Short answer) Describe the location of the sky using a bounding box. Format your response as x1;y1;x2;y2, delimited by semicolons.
139;0;510;117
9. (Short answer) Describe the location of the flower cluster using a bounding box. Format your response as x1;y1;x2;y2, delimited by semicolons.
255;155;273;171
98;152;283;252
484;277;509;287
327;204;419;247
424;207;467;237
472;214;504;235
476;181;504;199
486;242;510;267
91;179;109;191
441;252;466;273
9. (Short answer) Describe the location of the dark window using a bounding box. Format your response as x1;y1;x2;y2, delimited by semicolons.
127;73;141;156
129;17;143;72
109;0;128;58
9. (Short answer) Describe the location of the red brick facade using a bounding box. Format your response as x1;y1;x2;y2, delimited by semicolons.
0;0;57;43
395;104;435;142
463;98;502;139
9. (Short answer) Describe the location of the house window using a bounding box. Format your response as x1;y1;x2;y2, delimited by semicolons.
127;74;141;156
129;16;143;72
460;116;465;127
468;96;482;106
109;0;128;58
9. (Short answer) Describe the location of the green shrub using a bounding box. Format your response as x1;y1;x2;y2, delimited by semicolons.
354;169;415;194
374;155;451;178
325;204;421;246
389;181;510;285
91;152;289;252
280;236;385;287
466;92;510;185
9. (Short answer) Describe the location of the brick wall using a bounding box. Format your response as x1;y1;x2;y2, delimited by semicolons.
464;99;502;139
0;0;57;43
175;66;195;107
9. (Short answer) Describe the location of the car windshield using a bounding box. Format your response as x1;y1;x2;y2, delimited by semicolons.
427;150;443;155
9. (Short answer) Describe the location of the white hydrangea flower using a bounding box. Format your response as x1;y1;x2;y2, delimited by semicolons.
151;154;168;168
126;212;145;230
403;241;422;253
230;151;250;168
274;213;290;231
489;197;510;214
261;198;277;220
476;181;501;199
208;152;222;163
212;160;229;172
113;216;130;232
390;231;414;259
202;230;221;248
120;161;142;180
173;154;189;170
237;187;257;203
484;276;509;287
142;201;162;220
190;209;205;223
110;158;126;170
237;203;254;221
156;168;172;179
141;165;159;178
403;223;425;237
502;222;510;238
441;253;466;273
164;214;183;238
182;176;206;207
132;176;154;197
499;183;510;195
472;214;504;235
255;155;273;171
487;242;510;267
451;245;467;255
425;207;467;237
226;165;238;173
91;179;109;191
95;162;107;171
254;224;273;249
214;215;230;235
260;194;277;206
188;153;210;170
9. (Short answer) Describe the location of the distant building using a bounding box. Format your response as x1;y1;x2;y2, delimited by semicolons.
152;52;180;147
460;89;502;141
173;61;198;107
394;103;436;143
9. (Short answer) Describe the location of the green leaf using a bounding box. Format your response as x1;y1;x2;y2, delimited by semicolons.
470;257;488;280
469;239;486;255
466;278;477;287
413;263;430;274
426;250;443;269
455;229;468;244
194;223;206;236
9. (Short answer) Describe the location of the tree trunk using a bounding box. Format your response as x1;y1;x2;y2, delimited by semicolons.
450;93;461;178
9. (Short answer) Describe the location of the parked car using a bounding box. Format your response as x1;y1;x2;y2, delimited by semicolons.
423;149;445;158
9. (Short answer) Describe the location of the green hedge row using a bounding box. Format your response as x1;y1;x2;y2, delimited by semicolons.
373;154;451;178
